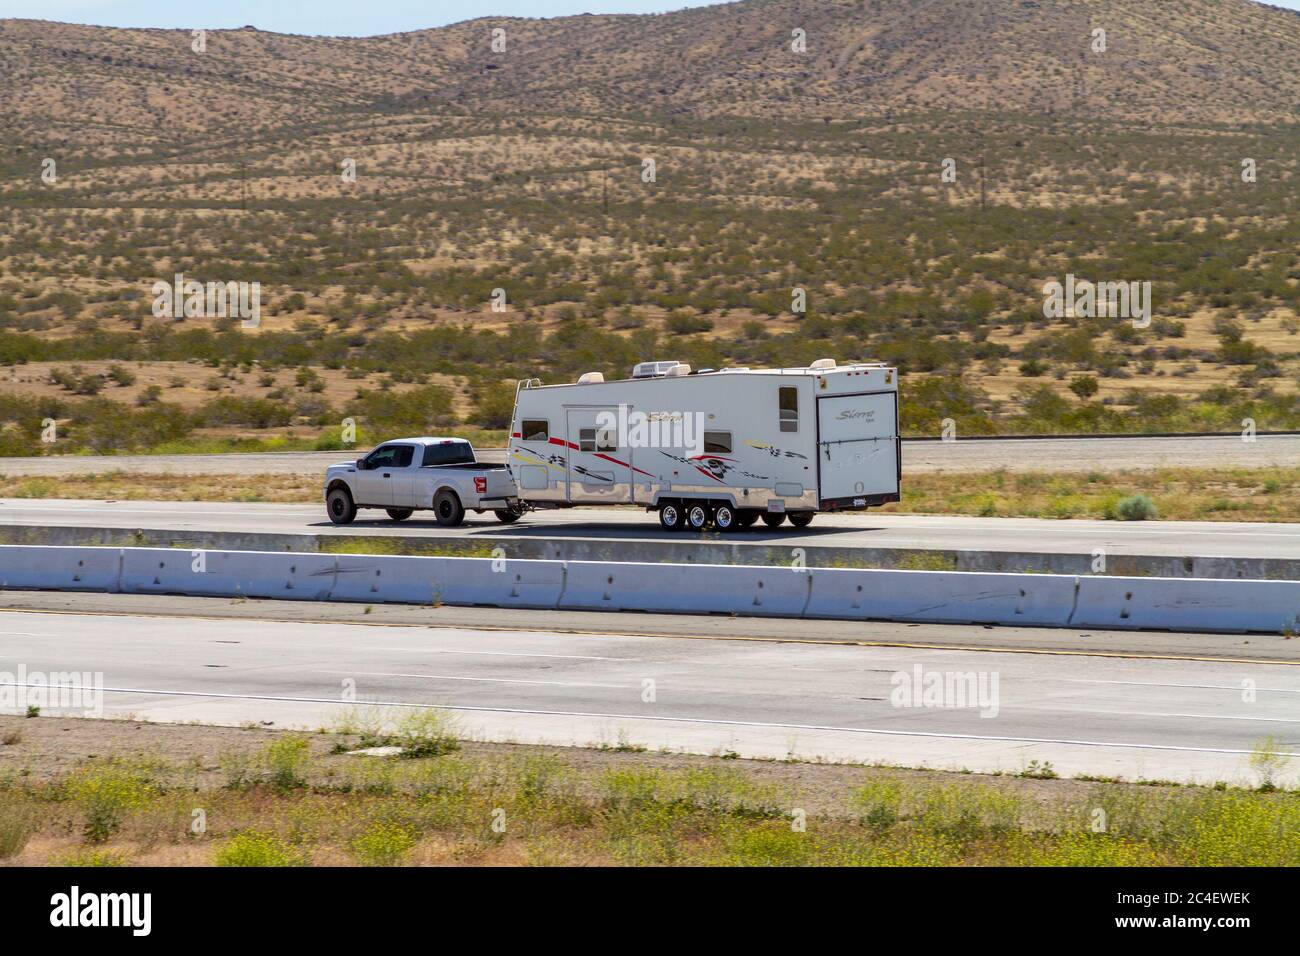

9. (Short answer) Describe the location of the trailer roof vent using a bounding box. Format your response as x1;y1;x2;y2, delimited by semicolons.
664;363;692;377
632;360;683;379
809;358;837;371
576;371;605;384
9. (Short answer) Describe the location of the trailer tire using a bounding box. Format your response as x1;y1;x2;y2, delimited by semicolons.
713;504;738;531
386;508;413;522
658;502;685;531
788;512;814;528
432;490;465;527
686;502;711;531
760;512;787;528
735;510;760;528
494;507;523;524
326;487;357;525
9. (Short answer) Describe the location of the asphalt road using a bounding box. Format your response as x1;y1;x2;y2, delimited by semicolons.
2;497;1297;560
1;597;1295;782
0;433;1296;477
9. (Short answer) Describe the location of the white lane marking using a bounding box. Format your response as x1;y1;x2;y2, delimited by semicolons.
318;670;632;689
5;681;1293;758
1064;679;1300;694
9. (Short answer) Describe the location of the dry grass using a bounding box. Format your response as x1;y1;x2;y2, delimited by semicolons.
3;466;1295;523
0;716;1295;867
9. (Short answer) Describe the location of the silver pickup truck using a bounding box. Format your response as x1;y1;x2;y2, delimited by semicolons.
323;437;521;526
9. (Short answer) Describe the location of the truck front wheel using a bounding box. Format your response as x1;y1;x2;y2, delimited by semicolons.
326;488;357;525
433;490;465;527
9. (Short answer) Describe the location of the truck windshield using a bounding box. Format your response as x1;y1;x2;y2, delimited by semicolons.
422;443;475;466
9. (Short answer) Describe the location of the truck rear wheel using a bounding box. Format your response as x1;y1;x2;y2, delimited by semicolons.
788;512;814;528
326;488;357;525
658;502;685;531
432;490;465;527
386;508;413;522
760;512;787;528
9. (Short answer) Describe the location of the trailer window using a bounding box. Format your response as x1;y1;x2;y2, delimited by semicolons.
779;387;798;432
579;428;618;452
704;431;732;454
521;420;549;442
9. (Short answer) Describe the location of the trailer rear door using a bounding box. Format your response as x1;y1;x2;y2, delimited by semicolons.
815;392;899;504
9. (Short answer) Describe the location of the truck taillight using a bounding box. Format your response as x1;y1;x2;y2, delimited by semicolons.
475;477;487;494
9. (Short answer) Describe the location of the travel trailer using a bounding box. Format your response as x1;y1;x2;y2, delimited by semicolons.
506;359;900;530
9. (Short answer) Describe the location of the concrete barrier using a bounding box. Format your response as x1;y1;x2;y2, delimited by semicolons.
805;568;1079;627
1072;576;1300;634
0;544;1294;634
0;545;122;592
119;548;336;600
5;524;1298;582
326;554;565;608
557;560;812;616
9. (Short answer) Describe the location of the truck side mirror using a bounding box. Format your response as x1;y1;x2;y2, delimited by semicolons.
355;459;368;470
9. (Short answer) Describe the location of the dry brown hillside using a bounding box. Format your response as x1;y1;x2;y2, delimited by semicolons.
2;0;1299;148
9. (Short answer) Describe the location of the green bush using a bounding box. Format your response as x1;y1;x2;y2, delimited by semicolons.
1112;493;1159;521
215;831;302;867
349;822;416;866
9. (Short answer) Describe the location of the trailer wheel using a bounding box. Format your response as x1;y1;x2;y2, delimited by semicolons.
385;508;413;522
760;512;787;528
713;504;738;531
788;512;814;528
432;490;465;527
658;502;685;531
494;507;523;524
686;502;711;531
326;487;356;525
735;510;760;528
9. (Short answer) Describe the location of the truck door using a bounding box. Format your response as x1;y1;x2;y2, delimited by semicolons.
355;443;407;507
815;392;899;504
564;407;633;503
386;444;420;508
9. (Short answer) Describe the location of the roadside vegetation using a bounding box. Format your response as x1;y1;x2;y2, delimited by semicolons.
0;717;1295;867
4;466;1295;523
1;111;1297;456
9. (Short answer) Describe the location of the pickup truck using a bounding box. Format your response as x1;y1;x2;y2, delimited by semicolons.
324;437;521;526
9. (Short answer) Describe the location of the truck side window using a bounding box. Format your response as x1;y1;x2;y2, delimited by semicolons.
365;445;399;468
704;431;732;454
391;445;414;467
779;387;798;432
521;420;549;442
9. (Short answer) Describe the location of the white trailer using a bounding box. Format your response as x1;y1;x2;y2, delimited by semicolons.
506;358;900;530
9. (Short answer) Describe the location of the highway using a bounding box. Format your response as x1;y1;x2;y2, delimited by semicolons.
1;596;1295;783
0;433;1296;477
2;497;1297;561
